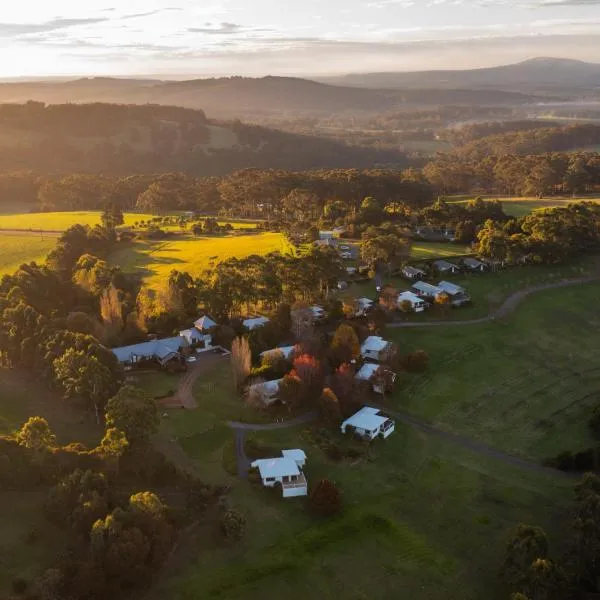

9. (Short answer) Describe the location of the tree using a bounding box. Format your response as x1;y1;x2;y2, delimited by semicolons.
434;291;451;315
330;363;357;415
291;354;324;402
105;386;159;447
220;509;246;540
16;417;56;451
589;403;600;438
278;374;306;412
504;524;549;588
99;284;123;341
101;202;124;230
309;479;343;517
99;428;129;474
318;388;342;424
53;349;114;423
291;301;315;341
330;324;360;366
231;336;252;391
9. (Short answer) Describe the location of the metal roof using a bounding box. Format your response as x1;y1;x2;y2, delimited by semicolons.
260;346;295;360
180;328;204;345
412;281;442;295
361;336;389;353
243;316;270;330
342;406;389;432
251;457;300;479
403;266;426;275
281;449;307;462
194;315;217;331
438;281;465;296
112;336;183;363
463;257;484;268
434;260;458;270
250;379;283;396
356;362;379;380
398;291;424;304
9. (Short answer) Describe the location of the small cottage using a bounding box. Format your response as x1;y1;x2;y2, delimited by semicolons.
434;260;460;274
412;281;443;299
355;363;396;394
437;281;471;307
260;346;296;361
402;265;427;280
251;450;308;497
341;407;395;440
248;378;283;406
354;297;374;317
463;257;487;272
311;306;327;322
112;337;184;368
243;316;270;331
397;291;426;313
361;336;393;362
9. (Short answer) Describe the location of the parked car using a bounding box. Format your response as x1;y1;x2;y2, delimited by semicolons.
339;245;350;250
340;251;352;259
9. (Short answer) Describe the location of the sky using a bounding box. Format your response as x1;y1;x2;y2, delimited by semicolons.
1;0;599;78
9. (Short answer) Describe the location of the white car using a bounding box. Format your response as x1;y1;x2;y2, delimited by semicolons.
186;356;197;363
339;245;350;250
340;252;352;259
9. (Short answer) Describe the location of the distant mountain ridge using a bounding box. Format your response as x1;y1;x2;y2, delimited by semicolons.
319;58;600;95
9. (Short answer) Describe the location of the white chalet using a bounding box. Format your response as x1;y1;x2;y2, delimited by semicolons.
243;316;270;331
397;291;426;313
354;297;374;317
361;336;392;362
248;378;283;406
341;407;395;441
355;362;396;394
251;449;308;497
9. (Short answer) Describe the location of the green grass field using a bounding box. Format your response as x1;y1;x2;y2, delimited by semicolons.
0;235;56;276
0;211;259;232
109;232;293;287
410;241;471;260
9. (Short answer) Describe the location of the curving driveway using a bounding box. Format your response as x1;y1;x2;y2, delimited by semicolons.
389;276;600;328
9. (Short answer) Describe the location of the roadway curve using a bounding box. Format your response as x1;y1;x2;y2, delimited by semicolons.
389;276;600;328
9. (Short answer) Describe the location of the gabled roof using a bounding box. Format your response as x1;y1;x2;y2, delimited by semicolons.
311;306;325;317
112;336;183;363
403;265;426;276
412;281;442;295
260;346;295;360
358;297;374;307
463;257;484;268
356;362;379;381
342;406;390;432
361;336;389;353
438;281;465;295
434;260;458;270
180;328;205;345
249;378;283;396
251;457;300;479
243;316;270;330
281;449;307;462
398;291;424;305
194;315;217;331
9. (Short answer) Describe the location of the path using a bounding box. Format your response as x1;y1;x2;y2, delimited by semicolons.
171;352;227;409
367;403;576;479
0;228;63;236
389;275;600;328
227;412;318;478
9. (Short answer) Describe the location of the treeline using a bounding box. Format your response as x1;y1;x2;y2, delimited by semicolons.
0;102;407;175
424;152;600;196
453;123;600;161
477;202;600;264
445;119;559;146
5;168;434;216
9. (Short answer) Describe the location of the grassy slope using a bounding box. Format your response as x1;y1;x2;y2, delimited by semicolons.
410;241;471;259
0;235;55;276
0;211;259;231
387;281;600;459
109;232;293;288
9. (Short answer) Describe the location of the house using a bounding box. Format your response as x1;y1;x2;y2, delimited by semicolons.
397;291;426;313
463;257;487;272
319;231;334;240
112;336;184;367
437;281;471;307
243;316;270;331
412;281;443;299
361;336;393;362
194;315;217;331
434;260;460;274
341;406;395;440
248;378;283;406
311;306;327;322
402;265;427;280
354;297;374;317
251;450;308;498
259;346;296;361
337;280;348;291
355;362;396;394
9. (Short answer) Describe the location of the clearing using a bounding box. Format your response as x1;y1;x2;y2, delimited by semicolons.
0;234;56;276
410;241;471;260
109;232;293;288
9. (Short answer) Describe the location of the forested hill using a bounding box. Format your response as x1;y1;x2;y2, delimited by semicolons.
0;76;536;118
0;102;406;175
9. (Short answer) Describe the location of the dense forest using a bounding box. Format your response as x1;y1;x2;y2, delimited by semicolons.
0;102;406;175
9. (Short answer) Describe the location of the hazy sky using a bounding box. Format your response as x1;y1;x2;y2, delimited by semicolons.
1;0;599;77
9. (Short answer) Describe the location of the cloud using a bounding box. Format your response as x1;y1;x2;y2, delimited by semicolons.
120;8;182;21
534;0;600;4
187;22;274;35
0;17;109;38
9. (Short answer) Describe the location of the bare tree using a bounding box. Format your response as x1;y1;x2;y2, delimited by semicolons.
291;301;315;341
231;336;252;392
100;284;123;341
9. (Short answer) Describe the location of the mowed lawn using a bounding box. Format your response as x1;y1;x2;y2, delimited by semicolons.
450;196;600;218
109;232;293;287
410;241;471;260
0;211;259;232
388;281;600;459
0;234;56;276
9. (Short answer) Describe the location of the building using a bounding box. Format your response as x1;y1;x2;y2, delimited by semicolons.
251;450;308;497
243;316;270;331
311;306;327;322
361;336;393;362
345;266;358;275
181;313;217;349
341;406;395;440
319;231;334;240
355;362;396;394
194;315;217;331
434;260;460;274
248;378;283;406
260;346;296;361
397;291;426;313
463;257;487;272
412;281;443;299
112;336;184;368
353;297;374;317
402;265;427;280
437;281;471;307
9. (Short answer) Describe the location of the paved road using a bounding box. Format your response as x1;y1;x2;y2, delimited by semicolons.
389;276;600;328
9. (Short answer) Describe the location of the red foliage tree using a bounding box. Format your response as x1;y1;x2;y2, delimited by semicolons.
290;354;324;401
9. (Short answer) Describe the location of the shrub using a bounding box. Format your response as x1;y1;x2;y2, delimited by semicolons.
220;509;246;540
309;479;343;517
399;350;429;373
